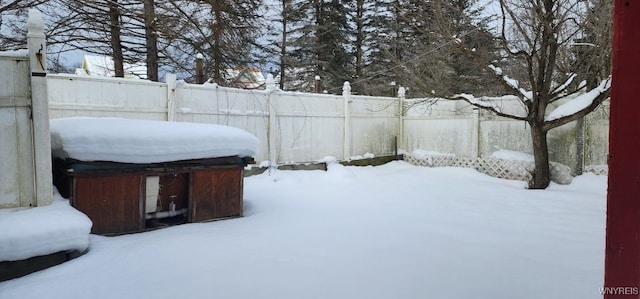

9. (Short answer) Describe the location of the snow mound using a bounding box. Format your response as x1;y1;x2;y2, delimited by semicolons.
0;49;28;57
50;117;259;163
411;149;455;159
349;153;375;161
0;193;92;262
318;156;338;164
491;149;534;162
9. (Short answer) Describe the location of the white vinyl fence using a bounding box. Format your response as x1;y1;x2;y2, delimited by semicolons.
403;97;609;173
0;10;52;208
48;75;401;164
47;73;609;174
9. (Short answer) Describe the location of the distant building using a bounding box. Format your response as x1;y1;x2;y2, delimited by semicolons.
75;55;147;79
208;67;265;89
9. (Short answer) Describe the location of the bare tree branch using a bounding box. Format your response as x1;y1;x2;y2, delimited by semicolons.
451;94;529;121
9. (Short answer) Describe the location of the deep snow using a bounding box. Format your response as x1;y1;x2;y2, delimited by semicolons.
0;191;91;262
0;162;606;299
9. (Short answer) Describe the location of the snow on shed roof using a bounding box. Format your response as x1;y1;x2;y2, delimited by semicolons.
50;117;259;164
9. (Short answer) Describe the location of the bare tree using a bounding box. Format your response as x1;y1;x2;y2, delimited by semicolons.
44;0;166;78
156;0;264;84
0;0;47;13
108;0;124;77
452;0;611;189
0;0;50;50
44;0;138;77
143;0;158;81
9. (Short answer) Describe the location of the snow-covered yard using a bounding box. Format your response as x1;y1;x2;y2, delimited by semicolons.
0;161;606;299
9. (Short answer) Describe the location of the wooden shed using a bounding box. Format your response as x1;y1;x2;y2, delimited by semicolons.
50;117;259;235
54;157;252;235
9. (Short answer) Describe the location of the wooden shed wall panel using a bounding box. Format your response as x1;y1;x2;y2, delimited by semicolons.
190;167;242;222
74;175;142;234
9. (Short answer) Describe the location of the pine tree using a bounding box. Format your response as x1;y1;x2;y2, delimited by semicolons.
437;0;503;95
287;0;353;93
364;0;453;97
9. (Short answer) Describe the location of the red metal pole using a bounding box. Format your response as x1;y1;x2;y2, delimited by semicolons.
605;1;640;298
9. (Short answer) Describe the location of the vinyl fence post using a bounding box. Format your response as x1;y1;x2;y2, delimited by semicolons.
266;74;278;172
27;9;53;206
343;81;352;160
315;75;322;93
397;86;406;155
195;53;204;84
166;73;177;121
575;118;585;175
471;107;480;158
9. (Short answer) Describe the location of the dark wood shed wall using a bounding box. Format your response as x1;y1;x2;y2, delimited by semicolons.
73;175;143;234
191;167;243;222
56;158;249;235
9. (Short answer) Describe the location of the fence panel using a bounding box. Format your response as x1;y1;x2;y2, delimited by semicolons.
403;100;476;157
350;96;400;158
478;118;532;158
273;92;345;162
174;84;270;162
585;104;610;167
48;74;167;120
0;53;35;207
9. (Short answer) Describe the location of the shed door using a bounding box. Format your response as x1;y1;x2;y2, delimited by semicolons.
190;167;243;222
74;175;143;234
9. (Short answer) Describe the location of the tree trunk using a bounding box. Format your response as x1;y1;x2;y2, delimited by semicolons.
143;0;159;81
354;0;364;94
530;122;551;189
108;0;124;78
212;2;223;84
280;0;288;90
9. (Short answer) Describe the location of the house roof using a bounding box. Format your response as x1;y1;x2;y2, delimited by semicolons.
222;67;265;89
75;55;147;79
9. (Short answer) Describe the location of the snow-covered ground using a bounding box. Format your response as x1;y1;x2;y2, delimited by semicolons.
0;162;606;299
0;192;91;262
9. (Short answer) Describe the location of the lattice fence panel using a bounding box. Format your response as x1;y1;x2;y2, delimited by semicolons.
404;154;433;167
404;154;574;185
475;158;532;182
585;164;608;176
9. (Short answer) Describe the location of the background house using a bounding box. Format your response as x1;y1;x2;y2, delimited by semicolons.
217;66;265;89
75;55;147;79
